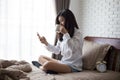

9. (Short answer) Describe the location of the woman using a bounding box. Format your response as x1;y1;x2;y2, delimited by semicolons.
33;9;83;73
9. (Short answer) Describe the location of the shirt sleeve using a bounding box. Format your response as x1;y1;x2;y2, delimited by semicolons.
63;33;71;41
45;40;61;54
66;29;83;52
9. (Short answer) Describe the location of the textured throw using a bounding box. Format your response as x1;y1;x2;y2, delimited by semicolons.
0;59;32;80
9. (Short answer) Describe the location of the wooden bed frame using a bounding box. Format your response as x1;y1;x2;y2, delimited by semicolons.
84;36;120;50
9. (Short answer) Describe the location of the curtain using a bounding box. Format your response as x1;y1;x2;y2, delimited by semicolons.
52;0;70;60
0;0;56;62
55;0;70;14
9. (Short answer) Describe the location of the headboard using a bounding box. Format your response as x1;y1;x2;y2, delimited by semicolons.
84;36;120;50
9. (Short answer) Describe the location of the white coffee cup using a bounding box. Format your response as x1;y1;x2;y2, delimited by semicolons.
56;24;61;33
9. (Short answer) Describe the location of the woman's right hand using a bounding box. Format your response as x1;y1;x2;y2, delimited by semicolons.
59;25;68;34
37;33;48;46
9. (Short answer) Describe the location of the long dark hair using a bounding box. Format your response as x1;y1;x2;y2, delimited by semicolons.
55;9;79;41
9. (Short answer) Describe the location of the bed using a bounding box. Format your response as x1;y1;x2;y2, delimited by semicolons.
27;36;120;80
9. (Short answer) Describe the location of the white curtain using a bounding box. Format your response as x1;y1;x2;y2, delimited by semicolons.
0;0;56;62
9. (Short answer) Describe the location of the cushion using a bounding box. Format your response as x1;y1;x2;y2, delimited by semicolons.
104;46;120;72
82;40;111;70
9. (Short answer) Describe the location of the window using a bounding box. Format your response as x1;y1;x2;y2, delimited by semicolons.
0;0;56;62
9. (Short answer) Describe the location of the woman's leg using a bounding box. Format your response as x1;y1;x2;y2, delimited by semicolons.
42;61;71;73
38;55;71;73
38;55;58;65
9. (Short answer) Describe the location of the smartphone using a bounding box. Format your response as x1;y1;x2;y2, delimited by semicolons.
37;32;41;39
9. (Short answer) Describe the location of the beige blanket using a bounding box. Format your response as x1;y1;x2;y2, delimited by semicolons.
0;59;32;80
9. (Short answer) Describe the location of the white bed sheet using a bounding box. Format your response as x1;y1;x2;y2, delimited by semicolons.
27;65;120;80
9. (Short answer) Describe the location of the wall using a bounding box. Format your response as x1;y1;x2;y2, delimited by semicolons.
70;0;120;38
69;0;81;27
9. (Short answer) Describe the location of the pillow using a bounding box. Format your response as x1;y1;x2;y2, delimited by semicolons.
82;40;111;70
104;46;120;72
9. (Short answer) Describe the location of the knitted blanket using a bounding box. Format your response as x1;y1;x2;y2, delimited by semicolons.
0;59;32;80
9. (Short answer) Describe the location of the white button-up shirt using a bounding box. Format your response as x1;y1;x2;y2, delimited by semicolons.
46;28;83;71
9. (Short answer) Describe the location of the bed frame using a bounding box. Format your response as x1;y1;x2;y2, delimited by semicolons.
84;36;120;50
27;36;120;80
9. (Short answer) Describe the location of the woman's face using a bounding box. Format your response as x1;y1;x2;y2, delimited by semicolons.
58;16;65;26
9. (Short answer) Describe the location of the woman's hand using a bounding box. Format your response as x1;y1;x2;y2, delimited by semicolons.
37;33;48;46
59;25;68;34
